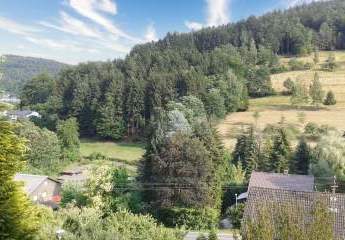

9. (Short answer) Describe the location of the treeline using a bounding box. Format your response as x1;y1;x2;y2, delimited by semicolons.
21;0;345;140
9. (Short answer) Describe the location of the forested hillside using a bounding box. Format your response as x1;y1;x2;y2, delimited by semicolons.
0;55;68;94
21;0;345;140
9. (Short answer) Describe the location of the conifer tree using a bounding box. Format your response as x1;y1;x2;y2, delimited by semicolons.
292;136;311;174
309;72;324;107
270;128;292;173
0;120;39;239
96;70;125;140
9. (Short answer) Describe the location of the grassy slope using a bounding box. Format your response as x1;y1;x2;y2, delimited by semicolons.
80;138;145;163
217;51;345;149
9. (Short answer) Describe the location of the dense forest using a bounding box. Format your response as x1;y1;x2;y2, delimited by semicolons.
0;55;68;94
21;0;345;140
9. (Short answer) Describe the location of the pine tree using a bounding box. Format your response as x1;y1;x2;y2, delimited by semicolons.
232;126;259;175
309;72;324;107
96;70;125;140
258;138;273;172
323;90;336;105
270;128;292;173
292;137;311;174
0;120;39;239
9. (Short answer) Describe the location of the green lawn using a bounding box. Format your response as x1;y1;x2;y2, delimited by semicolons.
80;138;145;163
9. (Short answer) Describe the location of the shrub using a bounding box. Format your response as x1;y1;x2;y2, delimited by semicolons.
226;203;245;228
323;90;336;105
60;183;89;208
208;229;219;240
288;59;305;71
88;152;107;161
156;207;219;230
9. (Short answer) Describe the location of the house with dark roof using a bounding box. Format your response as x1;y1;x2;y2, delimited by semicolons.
14;174;61;208
242;172;345;239
237;171;315;200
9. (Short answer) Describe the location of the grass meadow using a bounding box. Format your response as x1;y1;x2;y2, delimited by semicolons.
217;51;345;149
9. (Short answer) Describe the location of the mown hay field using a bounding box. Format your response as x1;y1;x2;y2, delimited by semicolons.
217;51;345;149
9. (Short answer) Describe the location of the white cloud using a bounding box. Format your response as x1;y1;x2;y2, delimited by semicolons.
145;23;158;42
185;21;203;31
284;0;329;7
68;0;139;42
40;11;101;38
206;0;231;27
0;16;40;36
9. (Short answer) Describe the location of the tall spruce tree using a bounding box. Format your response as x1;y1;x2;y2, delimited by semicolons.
95;67;125;140
0;120;39;239
292;136;311;174
270;128;292;173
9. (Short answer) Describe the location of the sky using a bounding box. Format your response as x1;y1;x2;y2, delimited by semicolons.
0;0;326;64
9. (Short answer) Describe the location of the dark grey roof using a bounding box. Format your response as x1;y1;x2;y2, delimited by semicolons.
244;187;345;239
248;171;315;192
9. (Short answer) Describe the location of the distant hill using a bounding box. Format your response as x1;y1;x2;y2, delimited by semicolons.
0;55;69;94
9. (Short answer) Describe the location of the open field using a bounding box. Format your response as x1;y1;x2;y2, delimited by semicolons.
217;51;345;149
80;138;145;163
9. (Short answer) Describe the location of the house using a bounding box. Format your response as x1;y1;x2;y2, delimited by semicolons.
243;172;345;239
4;110;41;121
14;174;62;209
236;171;314;201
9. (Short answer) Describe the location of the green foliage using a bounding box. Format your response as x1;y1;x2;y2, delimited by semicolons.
204;88;226;120
156;207;219;230
292;136;311;174
0;120;40;239
322;52;337;71
226;203;245;229
270;128;292;173
283;78;295;95
60;183;89;208
232;126;259;174
323;90;336;105
0;55;66;94
20;73;55;107
208;229;219;240
38;206;183;240
311;131;345;180
246;66;274;97
242;201;334;240
290;79;309;107
57;118;80;162
309;73;324;106
16;120;61;173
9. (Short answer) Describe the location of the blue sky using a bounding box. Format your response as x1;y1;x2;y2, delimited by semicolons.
0;0;324;64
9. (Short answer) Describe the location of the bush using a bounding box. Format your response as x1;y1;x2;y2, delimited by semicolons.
288;59;306;71
226;203;245;228
323;91;336;105
208;229;219;240
156;207;219;230
60;183;89;208
88;152;107;161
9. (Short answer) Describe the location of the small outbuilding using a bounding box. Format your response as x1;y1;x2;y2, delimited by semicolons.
14;173;61;209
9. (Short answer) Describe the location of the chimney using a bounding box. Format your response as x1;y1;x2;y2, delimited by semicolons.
283;169;289;175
